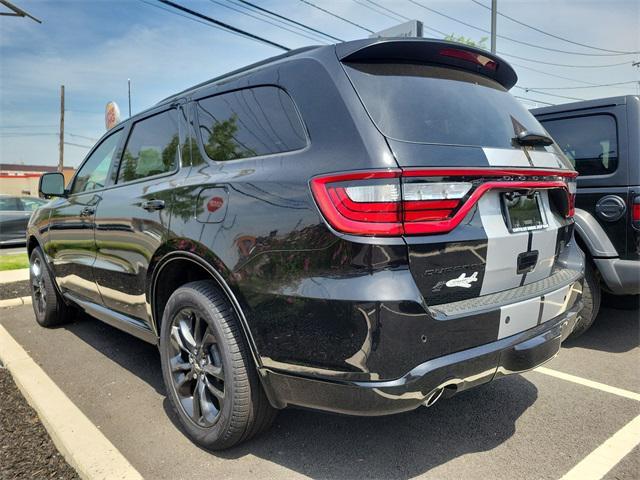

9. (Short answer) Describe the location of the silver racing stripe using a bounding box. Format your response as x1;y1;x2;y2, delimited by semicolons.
525;191;561;284
497;283;576;339
478;192;529;295
482;147;530;167
528;150;565;168
482;147;566;169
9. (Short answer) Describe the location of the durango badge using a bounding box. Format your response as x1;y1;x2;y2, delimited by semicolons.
445;272;479;289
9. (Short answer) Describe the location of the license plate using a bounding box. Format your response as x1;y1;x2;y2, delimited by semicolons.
502;192;548;233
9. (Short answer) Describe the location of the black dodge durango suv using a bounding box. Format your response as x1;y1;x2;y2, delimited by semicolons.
29;38;583;450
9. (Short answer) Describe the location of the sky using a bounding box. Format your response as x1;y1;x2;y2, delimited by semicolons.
1;0;638;168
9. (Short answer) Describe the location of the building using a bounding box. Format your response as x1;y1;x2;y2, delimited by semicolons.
0;164;75;197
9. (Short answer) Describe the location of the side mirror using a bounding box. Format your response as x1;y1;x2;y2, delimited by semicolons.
39;172;66;198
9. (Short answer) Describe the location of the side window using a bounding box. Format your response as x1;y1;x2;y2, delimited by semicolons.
118;110;179;183
542;114;618;176
0;197;20;211
72;130;123;194
196;86;306;162
20;198;45;211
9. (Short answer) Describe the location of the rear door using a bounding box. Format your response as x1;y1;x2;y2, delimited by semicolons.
342;61;576;307
538;108;630;258
93;106;183;325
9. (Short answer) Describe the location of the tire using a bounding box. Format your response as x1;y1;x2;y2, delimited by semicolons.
159;280;277;450
29;247;71;327
568;261;601;340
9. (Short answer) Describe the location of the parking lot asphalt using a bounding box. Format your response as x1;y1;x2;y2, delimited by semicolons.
0;304;638;480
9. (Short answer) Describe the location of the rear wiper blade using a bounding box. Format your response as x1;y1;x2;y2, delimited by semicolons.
513;130;554;147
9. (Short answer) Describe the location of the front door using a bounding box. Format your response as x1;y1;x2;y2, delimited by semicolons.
93;107;182;324
46;128;124;303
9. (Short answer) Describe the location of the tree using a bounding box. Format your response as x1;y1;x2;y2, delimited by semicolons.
444;33;488;50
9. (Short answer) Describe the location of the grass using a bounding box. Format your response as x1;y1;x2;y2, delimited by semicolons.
0;254;30;271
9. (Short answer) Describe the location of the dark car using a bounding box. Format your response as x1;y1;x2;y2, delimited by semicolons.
29;38;583;450
0;195;46;246
533;96;640;337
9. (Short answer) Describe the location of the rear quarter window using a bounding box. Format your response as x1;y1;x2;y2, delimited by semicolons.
196;86;307;162
540;114;618;176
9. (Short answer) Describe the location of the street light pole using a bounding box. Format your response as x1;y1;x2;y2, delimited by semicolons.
490;0;497;53
127;78;132;117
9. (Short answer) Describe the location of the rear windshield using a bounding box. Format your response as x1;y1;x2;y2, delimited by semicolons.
344;63;548;149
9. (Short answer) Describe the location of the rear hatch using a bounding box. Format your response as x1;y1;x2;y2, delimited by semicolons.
338;40;577;307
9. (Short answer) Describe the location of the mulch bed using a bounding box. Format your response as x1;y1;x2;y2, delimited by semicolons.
0;366;79;479
0;280;31;301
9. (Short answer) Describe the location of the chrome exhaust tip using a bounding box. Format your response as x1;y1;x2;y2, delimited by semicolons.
423;387;445;408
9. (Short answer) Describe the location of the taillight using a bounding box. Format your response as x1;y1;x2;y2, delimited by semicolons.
632;196;640;224
567;178;577;218
310;168;577;237
439;48;498;70
310;171;403;236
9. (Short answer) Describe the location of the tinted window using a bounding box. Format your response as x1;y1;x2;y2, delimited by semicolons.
20;198;45;211
0;196;20;211
72;130;123;194
196;86;306;161
541;115;618;176
118;110;179;183
344;63;548;149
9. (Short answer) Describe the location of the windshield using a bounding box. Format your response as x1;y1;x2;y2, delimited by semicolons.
344;63;550;149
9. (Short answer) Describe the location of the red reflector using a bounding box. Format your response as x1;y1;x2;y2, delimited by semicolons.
632;203;640;222
439;48;497;70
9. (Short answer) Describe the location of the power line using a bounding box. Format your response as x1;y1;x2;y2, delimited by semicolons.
227;0;328;43
235;0;343;42
67;133;98;142
509;62;634;88
498;52;633;69
64;142;92;149
298;0;374;34
353;0;405;22
514;86;585;101
209;0;326;43
513;95;555;106
157;0;290;51
471;0;639;55
524;80;639;90
407;0;633;57
0;125;57;129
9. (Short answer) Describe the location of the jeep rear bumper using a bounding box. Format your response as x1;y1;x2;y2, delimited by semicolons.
595;258;640;295
260;299;582;416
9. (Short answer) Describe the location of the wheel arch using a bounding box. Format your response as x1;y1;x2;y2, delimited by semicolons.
149;249;263;369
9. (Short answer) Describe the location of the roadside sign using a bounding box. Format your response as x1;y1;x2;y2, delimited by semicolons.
371;20;423;38
105;101;121;130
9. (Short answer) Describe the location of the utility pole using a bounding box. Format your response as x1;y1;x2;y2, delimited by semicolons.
58;85;64;172
127;78;132;117
490;0;497;54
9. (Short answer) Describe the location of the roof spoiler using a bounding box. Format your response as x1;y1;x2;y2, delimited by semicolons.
336;38;518;90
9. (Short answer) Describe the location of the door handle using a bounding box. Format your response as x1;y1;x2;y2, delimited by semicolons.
80;207;95;217
141;199;165;211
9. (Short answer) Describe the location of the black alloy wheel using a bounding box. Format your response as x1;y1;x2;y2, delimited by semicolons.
168;307;225;428
159;280;277;450
29;247;69;327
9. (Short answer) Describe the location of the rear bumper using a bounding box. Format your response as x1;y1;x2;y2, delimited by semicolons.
260;300;582;416
595;258;640;295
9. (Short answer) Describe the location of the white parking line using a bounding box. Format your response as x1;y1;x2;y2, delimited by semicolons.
535;366;640;402
0;325;143;480
560;414;640;480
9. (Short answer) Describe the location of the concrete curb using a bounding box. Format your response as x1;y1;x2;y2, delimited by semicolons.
0;324;143;480
0;268;30;284
0;296;32;309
